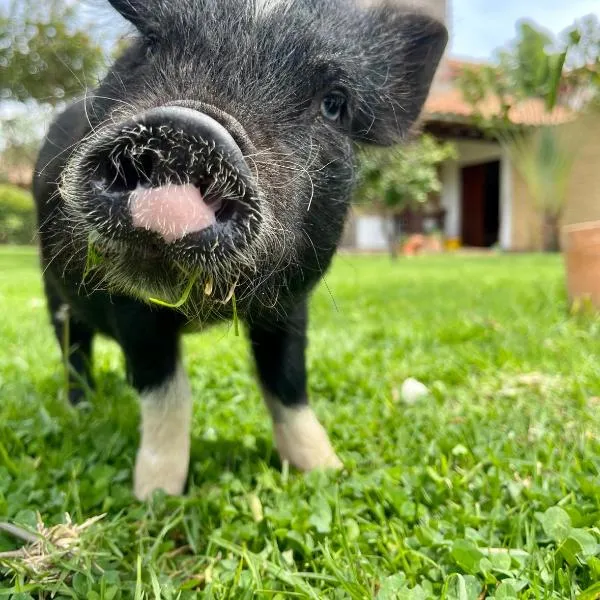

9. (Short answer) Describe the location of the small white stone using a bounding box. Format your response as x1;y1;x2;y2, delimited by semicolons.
400;378;430;404
247;493;264;523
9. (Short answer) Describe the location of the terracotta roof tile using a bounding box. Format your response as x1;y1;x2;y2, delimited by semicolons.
424;87;574;126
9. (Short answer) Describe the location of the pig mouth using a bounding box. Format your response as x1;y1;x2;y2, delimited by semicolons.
73;122;261;265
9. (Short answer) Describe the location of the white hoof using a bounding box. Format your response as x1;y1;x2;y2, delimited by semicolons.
273;405;342;472
134;442;189;500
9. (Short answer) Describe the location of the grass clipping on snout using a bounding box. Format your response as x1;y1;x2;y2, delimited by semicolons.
148;271;240;336
148;270;199;309
83;238;240;335
83;233;104;282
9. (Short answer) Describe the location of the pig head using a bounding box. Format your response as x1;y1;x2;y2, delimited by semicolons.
43;0;447;313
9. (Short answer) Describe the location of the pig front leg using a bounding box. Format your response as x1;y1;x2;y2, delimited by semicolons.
44;276;95;404
133;361;192;500
249;300;342;471
117;311;191;500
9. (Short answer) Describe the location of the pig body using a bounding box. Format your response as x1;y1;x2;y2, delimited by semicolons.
34;0;446;499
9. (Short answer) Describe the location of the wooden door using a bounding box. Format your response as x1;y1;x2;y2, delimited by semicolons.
461;164;486;247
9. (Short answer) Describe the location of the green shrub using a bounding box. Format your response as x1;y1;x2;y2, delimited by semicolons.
0;184;37;244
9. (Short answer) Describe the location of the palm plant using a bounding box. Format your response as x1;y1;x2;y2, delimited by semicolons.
504;126;575;251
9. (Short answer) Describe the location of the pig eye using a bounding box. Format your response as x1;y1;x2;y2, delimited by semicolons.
320;91;347;122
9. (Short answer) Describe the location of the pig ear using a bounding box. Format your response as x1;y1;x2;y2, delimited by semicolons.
107;0;153;32
351;7;448;145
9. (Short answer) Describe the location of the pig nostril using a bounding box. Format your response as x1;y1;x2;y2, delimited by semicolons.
84;109;260;247
197;180;237;223
104;151;154;192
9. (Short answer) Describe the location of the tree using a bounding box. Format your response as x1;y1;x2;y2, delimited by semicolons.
0;0;104;105
501;22;567;110
0;112;46;185
456;21;567;121
456;18;598;252
355;135;456;259
562;14;600;105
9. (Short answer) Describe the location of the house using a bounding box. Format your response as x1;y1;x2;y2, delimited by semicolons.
344;0;600;252
423;61;600;252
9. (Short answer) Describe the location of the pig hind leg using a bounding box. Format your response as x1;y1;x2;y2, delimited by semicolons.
44;277;95;404
249;300;342;471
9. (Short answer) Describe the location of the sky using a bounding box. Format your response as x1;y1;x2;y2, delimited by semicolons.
2;0;598;133
1;0;599;60
450;0;600;59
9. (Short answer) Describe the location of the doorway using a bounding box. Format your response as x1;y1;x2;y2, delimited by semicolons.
461;161;500;247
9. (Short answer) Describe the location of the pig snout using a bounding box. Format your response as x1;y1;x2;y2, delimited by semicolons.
76;105;260;252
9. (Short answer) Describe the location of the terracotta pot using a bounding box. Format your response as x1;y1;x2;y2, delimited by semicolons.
564;220;600;309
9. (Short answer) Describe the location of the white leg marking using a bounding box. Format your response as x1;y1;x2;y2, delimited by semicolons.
134;362;192;500
266;397;342;472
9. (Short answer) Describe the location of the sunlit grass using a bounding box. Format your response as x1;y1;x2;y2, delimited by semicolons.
0;246;599;598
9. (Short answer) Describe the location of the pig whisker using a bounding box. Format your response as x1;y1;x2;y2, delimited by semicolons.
38;118;117;178
302;228;338;313
106;67;130;98
84;94;138;114
36;132;99;178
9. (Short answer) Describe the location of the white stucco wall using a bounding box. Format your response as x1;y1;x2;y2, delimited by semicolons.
441;160;461;238
356;215;388;251
499;147;513;250
455;139;503;166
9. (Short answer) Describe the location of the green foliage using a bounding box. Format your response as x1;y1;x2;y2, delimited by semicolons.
504;127;575;219
1;249;600;597
0;113;44;183
0;0;104;105
456;19;584;130
498;123;578;251
501;22;567;111
355;135;456;211
0;184;36;244
457;63;514;125
562;14;600;99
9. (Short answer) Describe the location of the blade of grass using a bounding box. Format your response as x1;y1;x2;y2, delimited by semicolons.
135;554;144;600
83;240;104;282
149;565;162;600
232;292;239;336
211;537;320;600
148;273;198;309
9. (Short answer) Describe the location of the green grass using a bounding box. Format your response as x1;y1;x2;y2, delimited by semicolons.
0;246;599;599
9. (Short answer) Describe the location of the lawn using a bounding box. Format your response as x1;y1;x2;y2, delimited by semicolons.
0;246;599;599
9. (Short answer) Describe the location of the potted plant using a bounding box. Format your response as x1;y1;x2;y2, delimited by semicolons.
560;94;599;306
564;220;600;310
